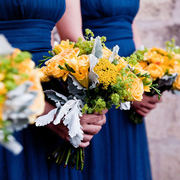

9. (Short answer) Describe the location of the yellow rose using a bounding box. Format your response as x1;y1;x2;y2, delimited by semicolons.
151;47;168;56
139;61;148;69
173;75;180;90
128;77;144;101
0;73;5;81
146;64;164;80
0;82;7;95
54;40;75;54
28;70;45;123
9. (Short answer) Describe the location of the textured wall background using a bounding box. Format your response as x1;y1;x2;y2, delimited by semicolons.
136;0;180;179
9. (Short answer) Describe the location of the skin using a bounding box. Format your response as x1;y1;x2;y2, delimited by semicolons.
45;0;162;147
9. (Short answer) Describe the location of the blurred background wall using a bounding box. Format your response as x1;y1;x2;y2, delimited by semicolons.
135;0;180;179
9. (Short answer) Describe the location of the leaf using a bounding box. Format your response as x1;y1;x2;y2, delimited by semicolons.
35;108;58;126
88;54;99;89
44;90;68;104
53;98;84;148
109;45;119;63
53;99;77;125
92;36;103;59
68;75;84;90
0;35;15;55
65;63;76;73
67;77;85;96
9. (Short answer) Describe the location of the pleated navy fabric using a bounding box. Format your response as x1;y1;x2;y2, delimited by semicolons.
0;0;152;180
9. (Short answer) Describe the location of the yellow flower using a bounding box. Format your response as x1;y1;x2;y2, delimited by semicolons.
139;61;148;69
146;64;164;80
0;74;5;81
173;75;180;90
94;58;118;89
54;40;75;54
128;76;144;101
0;82;7;95
102;47;113;59
41;47;90;87
144;86;151;92
144;48;168;65
116;58;128;71
28;69;45;123
102;46;121;60
151;47;168;56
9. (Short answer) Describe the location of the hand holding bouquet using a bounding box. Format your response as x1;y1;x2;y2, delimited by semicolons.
0;35;45;154
129;39;180;123
36;30;152;170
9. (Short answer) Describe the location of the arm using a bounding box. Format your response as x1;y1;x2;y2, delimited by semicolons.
132;21;142;49
56;0;84;41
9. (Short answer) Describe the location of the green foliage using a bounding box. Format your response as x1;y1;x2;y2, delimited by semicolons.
111;93;120;106
74;29;107;56
166;38;180;54
14;51;31;63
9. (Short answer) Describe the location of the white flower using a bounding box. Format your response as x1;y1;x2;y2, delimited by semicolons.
0;131;23;155
120;102;131;110
0;35;14;55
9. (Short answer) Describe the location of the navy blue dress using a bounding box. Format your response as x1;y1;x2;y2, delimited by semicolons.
80;0;152;180
0;0;152;180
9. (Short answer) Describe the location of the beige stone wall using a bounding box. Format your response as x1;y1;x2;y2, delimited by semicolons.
136;0;180;179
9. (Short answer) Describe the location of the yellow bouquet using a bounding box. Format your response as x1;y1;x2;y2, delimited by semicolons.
36;29;152;170
0;35;44;154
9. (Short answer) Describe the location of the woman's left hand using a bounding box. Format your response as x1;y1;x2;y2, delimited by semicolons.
132;94;161;117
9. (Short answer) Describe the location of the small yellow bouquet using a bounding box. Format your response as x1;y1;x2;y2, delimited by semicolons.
129;39;180;123
0;35;45;154
36;29;152;170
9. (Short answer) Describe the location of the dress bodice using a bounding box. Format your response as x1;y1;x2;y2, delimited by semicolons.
81;0;140;56
0;0;65;23
81;0;139;21
0;0;65;63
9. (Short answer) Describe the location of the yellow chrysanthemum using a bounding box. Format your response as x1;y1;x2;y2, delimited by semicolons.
94;58;119;89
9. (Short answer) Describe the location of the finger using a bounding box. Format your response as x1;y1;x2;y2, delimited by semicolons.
101;109;108;114
81;114;105;125
82;124;102;135
136;110;146;117
82;134;93;142
136;107;149;115
94;109;108;115
92;115;106;126
79;141;90;148
141;103;156;110
147;95;159;103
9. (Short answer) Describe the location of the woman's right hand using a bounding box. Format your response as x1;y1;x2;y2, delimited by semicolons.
47;106;107;148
